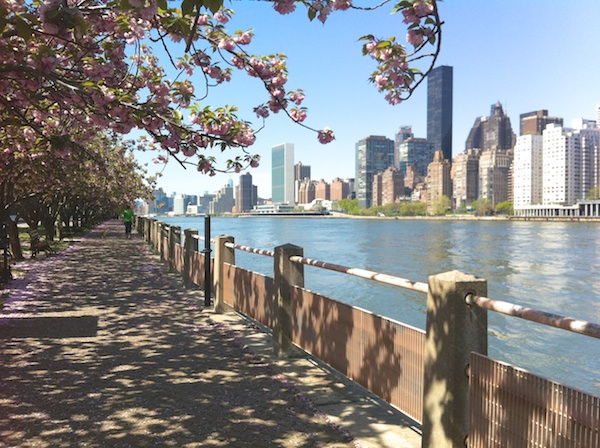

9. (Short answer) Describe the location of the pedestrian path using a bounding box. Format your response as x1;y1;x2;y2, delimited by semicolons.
0;221;421;448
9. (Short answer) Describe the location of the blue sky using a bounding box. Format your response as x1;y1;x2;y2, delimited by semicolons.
136;0;600;198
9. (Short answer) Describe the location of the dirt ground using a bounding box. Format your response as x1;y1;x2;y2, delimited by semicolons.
0;221;358;447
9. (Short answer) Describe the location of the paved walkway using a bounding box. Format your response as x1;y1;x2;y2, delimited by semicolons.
0;221;421;448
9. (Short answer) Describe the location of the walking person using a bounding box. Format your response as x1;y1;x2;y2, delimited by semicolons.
122;206;134;239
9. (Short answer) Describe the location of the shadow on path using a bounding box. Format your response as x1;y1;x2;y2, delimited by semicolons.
0;221;355;448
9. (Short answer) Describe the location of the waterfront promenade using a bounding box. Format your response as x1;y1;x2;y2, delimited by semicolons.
0;221;421;448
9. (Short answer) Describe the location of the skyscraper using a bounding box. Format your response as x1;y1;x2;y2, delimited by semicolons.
397;137;435;178
294;162;311;181
451;149;481;210
478;148;513;207
466;102;516;151
542;122;600;205
294;161;311;203
355;135;395;209
272;143;295;204
427;150;452;210
513;134;544;208
394;126;413;168
209;184;234;214
235;172;257;213
427;65;453;161
520;110;563;136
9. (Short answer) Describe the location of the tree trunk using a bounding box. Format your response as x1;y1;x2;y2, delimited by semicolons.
7;217;24;261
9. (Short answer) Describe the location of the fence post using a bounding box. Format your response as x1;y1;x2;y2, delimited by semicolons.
137;217;144;238
183;229;198;288
422;270;488;448
214;235;235;313
150;219;157;247
158;223;165;262
146;218;154;245
203;215;212;307
168;225;180;273
154;220;160;250
273;243;304;357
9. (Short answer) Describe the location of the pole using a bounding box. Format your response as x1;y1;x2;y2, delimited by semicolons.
0;223;11;282
203;214;212;306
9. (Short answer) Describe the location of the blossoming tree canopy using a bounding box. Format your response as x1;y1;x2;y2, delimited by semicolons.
0;0;441;175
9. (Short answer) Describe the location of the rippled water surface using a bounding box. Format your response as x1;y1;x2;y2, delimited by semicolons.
161;216;600;395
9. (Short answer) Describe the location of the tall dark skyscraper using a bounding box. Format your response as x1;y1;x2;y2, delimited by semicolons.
427;65;453;161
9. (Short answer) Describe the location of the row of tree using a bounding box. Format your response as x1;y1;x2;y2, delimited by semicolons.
1;132;154;261
335;197;515;217
1;0;441;260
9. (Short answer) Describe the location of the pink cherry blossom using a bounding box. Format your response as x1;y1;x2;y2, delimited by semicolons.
254;106;270;118
235;32;252;45
218;38;236;52
182;147;196;157
317;127;335;144
289;92;305;105
407;30;424;46
273;0;295;15
331;0;352;11
290;108;307;123
214;12;229;23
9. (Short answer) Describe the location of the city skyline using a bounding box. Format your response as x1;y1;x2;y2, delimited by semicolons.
135;1;600;198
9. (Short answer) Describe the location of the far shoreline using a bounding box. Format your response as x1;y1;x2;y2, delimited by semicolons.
152;212;600;223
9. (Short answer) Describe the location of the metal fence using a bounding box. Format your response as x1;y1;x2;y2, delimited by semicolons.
137;217;600;448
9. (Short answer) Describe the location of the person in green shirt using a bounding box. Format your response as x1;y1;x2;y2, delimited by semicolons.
122;206;134;239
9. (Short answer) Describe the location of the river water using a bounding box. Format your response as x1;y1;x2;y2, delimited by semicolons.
160;216;600;396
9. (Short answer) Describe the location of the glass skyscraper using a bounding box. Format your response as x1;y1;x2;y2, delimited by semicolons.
355;135;395;209
427;65;453;161
271;143;295;204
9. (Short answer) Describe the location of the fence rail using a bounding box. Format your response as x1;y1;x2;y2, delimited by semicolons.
466;293;600;339
136;216;600;448
289;255;429;294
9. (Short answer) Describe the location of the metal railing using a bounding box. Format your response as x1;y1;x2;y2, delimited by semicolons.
466;293;600;339
136;216;600;448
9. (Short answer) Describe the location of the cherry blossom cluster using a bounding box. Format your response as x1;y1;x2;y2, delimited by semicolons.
360;0;440;105
0;0;440;184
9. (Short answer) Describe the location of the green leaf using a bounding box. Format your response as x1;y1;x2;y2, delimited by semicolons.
15;17;33;39
181;0;195;17
204;0;223;14
74;16;88;35
392;0;413;14
307;7;316;21
157;0;168;11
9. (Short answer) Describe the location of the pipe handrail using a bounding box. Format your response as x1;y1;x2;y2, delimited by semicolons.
289;255;429;294
466;294;600;340
225;241;275;257
165;223;600;341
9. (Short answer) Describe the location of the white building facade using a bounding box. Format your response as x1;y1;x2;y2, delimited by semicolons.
515;118;600;217
513;134;543;208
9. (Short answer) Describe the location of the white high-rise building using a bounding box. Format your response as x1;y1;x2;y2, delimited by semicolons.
271;143;295;204
513;134;543;207
173;194;185;215
542;123;600;205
